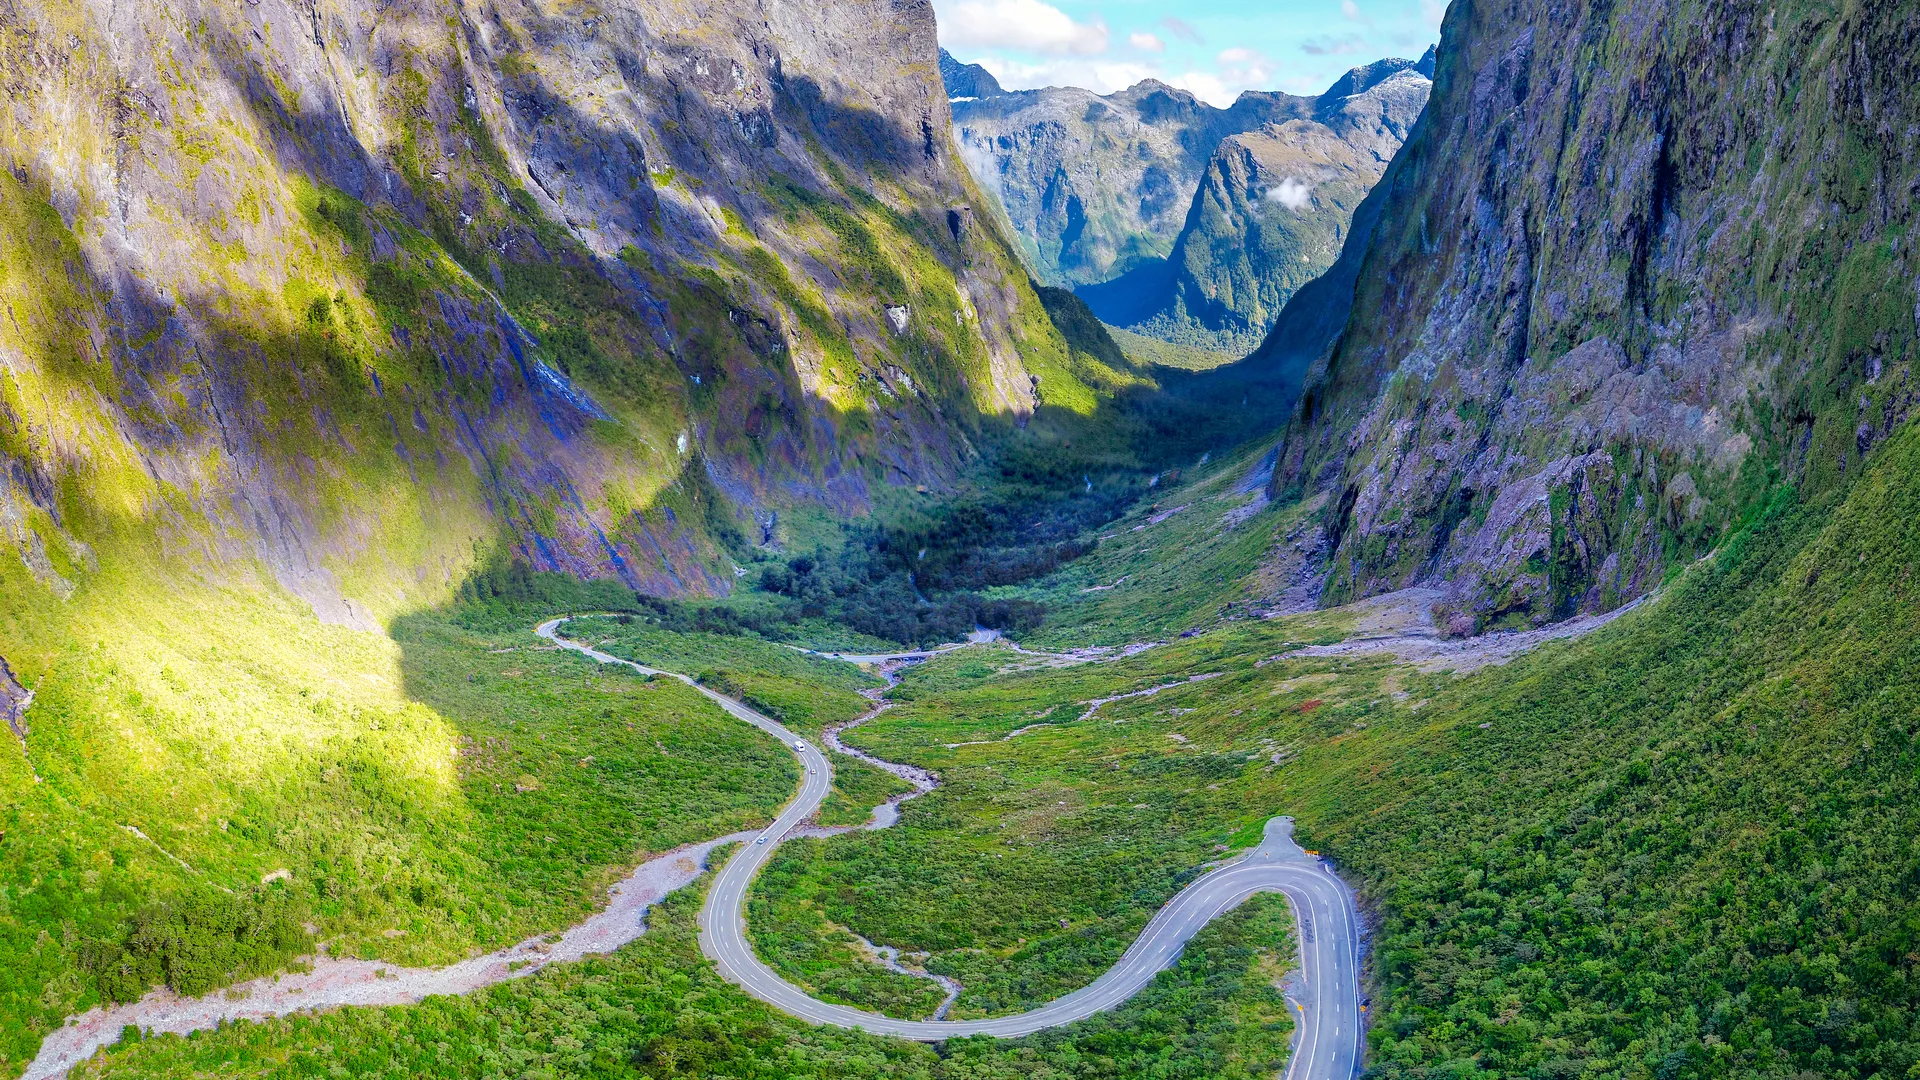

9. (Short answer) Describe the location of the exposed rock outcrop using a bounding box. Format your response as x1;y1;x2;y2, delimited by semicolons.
1263;0;1920;630
0;656;29;745
938;48;1003;101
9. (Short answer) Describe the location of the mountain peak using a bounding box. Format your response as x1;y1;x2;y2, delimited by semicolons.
939;48;1004;99
949;51;1431;295
1319;56;1430;101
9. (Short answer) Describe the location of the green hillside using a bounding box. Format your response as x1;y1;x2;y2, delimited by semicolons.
5;0;1920;1076
53;409;1920;1079
749;416;1920;1078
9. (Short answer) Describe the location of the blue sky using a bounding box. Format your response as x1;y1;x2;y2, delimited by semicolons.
932;0;1445;104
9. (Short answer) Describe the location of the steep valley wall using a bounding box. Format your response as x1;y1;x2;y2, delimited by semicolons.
0;0;1085;623
1262;0;1920;630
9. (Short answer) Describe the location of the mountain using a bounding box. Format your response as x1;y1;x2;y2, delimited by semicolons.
0;0;1114;615
1078;58;1433;354
946;76;1325;288
938;48;1004;100
6;2;1920;1078
0;0;1134;1063
1260;0;1920;632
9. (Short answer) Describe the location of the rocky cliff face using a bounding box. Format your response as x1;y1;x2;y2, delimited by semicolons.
939;48;1003;101
0;0;1090;623
948;77;1324;288
0;2;1148;1058
1266;0;1920;630
1079;59;1431;354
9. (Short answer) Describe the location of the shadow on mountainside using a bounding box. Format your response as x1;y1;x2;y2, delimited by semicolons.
0;15;1335;1069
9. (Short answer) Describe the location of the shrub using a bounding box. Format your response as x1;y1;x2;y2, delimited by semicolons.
83;887;308;1003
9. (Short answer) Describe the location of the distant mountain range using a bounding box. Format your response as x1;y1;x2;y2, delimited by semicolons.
944;49;1433;357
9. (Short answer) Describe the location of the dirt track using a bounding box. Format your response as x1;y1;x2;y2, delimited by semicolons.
1283;588;1647;673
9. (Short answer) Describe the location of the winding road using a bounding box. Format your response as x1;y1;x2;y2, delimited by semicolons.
26;619;1365;1079
537;619;1366;1072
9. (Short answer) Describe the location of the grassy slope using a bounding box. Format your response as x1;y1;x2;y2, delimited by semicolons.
750;418;1920;1077
39;374;1920;1079
562;618;915;828
76;859;1297;1080
0;142;717;1066
1007;439;1312;647
1104;324;1242;373
0;591;798;1073
1294;444;1920;1078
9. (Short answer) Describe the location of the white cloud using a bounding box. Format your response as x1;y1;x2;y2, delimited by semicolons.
1169;71;1230;106
937;0;1110;56
977;56;1161;95
956;137;1005;208
1183;47;1272;104
1420;0;1449;31
1267;177;1314;211
1161;45;1279;107
1129;30;1166;52
1341;0;1362;18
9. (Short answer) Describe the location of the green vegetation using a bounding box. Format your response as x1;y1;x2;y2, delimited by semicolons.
1104;325;1242;372
0;16;1297;1080
767;421;1920;1079
735;415;1920;1079
38;360;1920;1080
1299;441;1920;1078
750;538;1051;646
745;603;1360;1020
14;7;1920;1079
1004;440;1304;647
76;862;1297;1080
0;577;796;1072
813;755;916;830
564;618;917;827
716;389;1276;649
1029;287;1148;398
82;888;306;1005
749;167;1123;426
563;617;880;740
747;880;955;1019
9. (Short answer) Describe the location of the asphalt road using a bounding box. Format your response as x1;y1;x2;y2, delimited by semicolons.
539;619;1364;1075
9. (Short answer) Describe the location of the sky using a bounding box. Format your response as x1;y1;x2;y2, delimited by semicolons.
932;0;1447;105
